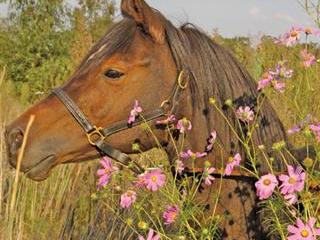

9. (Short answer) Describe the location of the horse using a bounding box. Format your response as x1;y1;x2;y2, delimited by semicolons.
5;0;310;239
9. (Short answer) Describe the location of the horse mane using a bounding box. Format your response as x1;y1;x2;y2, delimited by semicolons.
163;17;289;172
76;16;290;172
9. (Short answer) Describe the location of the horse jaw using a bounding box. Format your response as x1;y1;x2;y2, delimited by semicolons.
24;155;57;181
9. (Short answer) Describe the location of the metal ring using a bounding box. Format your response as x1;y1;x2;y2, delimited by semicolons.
178;70;188;89
87;126;105;146
160;99;170;108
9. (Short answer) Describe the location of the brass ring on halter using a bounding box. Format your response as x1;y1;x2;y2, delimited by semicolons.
178;70;188;89
160;99;170;108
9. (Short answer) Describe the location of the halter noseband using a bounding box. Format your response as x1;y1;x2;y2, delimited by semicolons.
52;71;187;174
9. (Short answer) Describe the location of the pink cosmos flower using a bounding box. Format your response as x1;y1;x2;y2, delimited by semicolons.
284;193;298;205
180;150;207;159
143;169;166;192
224;153;241;176
163;205;180;225
176;160;185;174
134;173;147;188
287;217;320;240
120;190;137;209
287;114;311;135
255;174;278;200
206;130;217;152
269;62;293;80
156;115;176;125
138;229;160;240
176;117;192;133
309;124;320;142
257;72;273;91
303;27;320;36
276;27;302;46
257;62;293;93
97;157;119;189
236;106;254;123
288;125;302;135
274;34;287;45
128;100;143;124
301;49;317;68
279;165;305;195
272;81;286;93
204;167;215;186
271;63;292;92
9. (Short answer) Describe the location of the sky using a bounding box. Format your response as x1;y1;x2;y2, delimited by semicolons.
113;0;317;38
0;0;318;38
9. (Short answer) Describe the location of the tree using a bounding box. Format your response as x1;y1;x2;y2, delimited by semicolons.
0;0;115;103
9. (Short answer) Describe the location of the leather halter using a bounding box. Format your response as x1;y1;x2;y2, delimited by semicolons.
52;71;187;174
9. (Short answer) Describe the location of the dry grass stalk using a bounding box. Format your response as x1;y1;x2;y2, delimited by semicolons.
8;115;35;240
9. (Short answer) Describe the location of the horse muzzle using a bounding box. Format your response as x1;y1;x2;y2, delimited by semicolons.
5;126;24;167
5;125;58;181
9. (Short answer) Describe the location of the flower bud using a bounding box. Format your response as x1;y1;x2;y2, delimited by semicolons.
115;185;122;192
224;99;233;107
128;162;135;169
177;236;186;240
134;204;142;210
303;157;314;168
138;221;148;230
204;161;211;168
132;143;140;152
209;97;216;105
272;141;286;151
126;218;133;226
304;128;313;138
202;228;209;235
90;193;98;200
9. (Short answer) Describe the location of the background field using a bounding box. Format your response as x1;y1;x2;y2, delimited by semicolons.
0;0;319;239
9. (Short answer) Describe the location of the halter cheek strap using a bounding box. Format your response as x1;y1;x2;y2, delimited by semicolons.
52;71;187;174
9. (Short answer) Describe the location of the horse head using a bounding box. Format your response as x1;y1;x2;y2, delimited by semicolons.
5;0;181;181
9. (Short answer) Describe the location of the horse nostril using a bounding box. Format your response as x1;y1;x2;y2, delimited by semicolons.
6;127;25;157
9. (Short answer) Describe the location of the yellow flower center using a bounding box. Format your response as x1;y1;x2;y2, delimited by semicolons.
262;72;269;79
105;169;110;174
288;177;296;185
290;31;298;37
228;157;234;163
127;192;133;197
263;179;271;186
300;229;309;237
170;212;177;219
305;28;312;34
151;176;158;183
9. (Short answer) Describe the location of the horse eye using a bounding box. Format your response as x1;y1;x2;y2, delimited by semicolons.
104;69;124;79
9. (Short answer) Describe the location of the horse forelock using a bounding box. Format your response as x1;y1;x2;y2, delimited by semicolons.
74;19;136;76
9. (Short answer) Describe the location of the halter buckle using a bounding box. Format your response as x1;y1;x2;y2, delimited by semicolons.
87;126;105;146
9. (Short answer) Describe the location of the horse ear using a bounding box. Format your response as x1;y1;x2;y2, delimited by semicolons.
121;0;165;44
